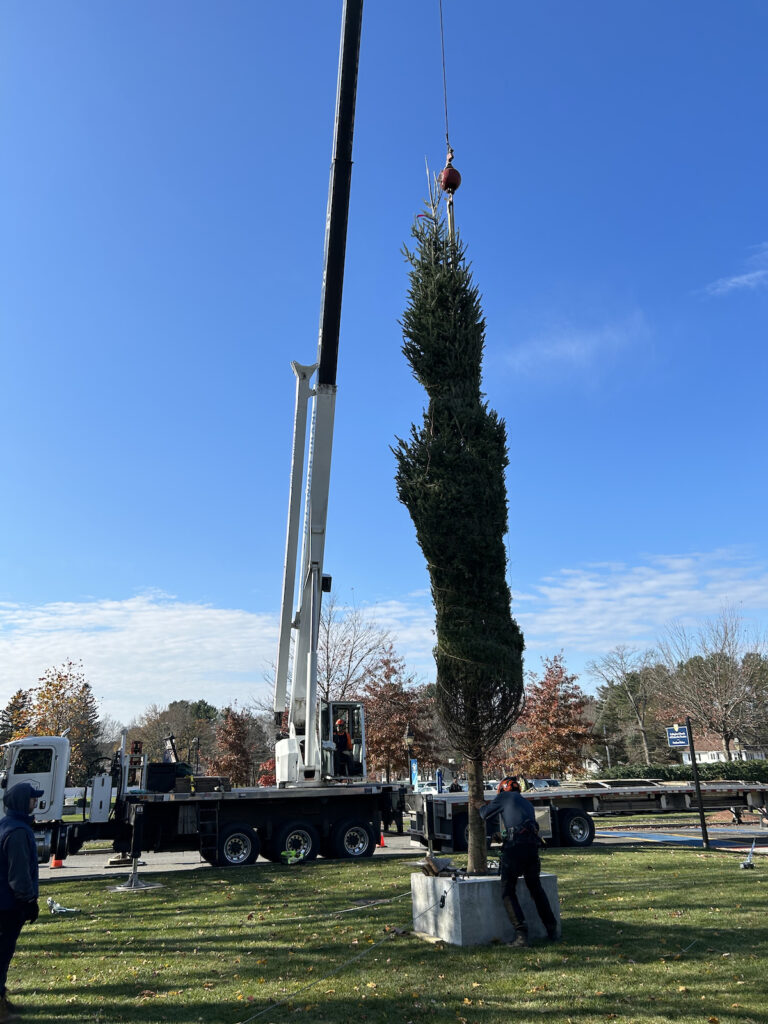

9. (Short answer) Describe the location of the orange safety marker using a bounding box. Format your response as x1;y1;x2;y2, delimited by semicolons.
49;855;64;869
377;831;386;848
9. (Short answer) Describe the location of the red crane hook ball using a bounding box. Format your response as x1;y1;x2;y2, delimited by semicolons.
439;163;461;195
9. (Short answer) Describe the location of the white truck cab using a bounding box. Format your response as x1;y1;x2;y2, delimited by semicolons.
0;736;70;823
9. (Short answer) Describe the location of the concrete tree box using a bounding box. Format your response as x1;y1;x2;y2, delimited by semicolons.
411;872;560;946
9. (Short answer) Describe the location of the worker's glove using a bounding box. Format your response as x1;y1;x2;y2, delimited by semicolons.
23;900;39;924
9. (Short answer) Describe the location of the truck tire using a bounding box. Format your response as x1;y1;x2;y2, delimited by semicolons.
268;821;320;863
329;820;375;859
558;809;595;847
452;813;493;853
55;826;70;861
217;823;260;866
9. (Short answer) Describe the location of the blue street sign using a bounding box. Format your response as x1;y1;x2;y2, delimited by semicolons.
667;725;689;748
410;758;418;787
436;768;444;793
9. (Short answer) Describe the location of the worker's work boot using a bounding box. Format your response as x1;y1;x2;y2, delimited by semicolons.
507;929;528;949
0;995;21;1021
546;925;560;942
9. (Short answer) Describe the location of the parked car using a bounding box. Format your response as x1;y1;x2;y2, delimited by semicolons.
527;778;561;789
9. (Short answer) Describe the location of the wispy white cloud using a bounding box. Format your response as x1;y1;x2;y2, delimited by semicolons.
362;549;768;685
0;594;278;724
705;243;768;296
3;549;767;719
516;548;768;662
504;310;648;375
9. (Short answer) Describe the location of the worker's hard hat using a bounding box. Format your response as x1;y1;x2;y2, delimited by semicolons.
498;776;521;793
335;719;345;727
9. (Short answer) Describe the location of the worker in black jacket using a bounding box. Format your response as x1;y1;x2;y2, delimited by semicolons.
0;782;43;1021
479;777;558;948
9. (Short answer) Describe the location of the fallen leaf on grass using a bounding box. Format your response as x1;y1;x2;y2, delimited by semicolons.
708;1017;720;1023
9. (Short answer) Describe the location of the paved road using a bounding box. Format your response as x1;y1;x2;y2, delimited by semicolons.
39;830;418;883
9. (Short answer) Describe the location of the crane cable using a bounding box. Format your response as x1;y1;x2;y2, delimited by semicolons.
438;0;451;154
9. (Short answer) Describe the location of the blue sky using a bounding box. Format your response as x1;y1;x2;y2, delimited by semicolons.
2;1;767;724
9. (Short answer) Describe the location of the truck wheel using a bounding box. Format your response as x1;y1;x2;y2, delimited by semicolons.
272;821;320;862
217;823;260;866
558;809;595;847
330;820;375;859
55;826;70;861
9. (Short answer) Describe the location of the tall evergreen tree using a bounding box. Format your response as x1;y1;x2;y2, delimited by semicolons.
0;689;33;743
394;200;525;871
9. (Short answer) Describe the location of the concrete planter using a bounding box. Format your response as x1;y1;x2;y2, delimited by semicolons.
411;872;560;946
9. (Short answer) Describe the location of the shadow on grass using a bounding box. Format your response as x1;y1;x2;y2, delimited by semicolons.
21;850;767;1023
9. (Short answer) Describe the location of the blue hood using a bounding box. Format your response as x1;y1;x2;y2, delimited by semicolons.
3;782;43;816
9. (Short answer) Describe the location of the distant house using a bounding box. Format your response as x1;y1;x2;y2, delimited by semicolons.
681;733;766;765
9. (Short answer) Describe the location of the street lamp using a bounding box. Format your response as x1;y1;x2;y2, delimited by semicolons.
403;723;415;751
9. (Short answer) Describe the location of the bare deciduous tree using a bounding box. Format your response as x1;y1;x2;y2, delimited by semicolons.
588;646;657;765
317;593;391;702
656;607;768;760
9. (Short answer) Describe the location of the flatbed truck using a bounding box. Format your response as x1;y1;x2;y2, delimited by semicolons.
0;732;407;867
410;778;768;852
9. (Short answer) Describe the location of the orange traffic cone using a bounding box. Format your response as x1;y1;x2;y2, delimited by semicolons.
377;831;386;848
50;855;64;869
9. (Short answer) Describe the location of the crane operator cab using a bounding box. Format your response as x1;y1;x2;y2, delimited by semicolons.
321;701;366;780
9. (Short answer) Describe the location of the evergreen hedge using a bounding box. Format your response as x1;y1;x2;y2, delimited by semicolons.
592;760;768;784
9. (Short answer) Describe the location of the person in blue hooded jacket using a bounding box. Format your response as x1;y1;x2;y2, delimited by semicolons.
479;776;558;948
0;782;43;1021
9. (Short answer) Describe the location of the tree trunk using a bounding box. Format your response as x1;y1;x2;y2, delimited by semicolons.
466;756;487;874
638;726;651;765
722;736;732;761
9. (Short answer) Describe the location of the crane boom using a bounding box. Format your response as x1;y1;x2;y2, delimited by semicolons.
273;0;364;786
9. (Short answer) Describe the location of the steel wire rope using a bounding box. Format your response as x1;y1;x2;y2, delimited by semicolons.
245;889;412;927
232;880;458;1024
438;0;451;151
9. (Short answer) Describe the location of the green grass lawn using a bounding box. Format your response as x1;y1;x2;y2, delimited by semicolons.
14;845;767;1024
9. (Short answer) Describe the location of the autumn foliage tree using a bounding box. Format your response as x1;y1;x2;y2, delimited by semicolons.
205;707;268;786
256;758;276;787
513;655;591;778
29;660;101;785
359;645;435;781
394;199;525;871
